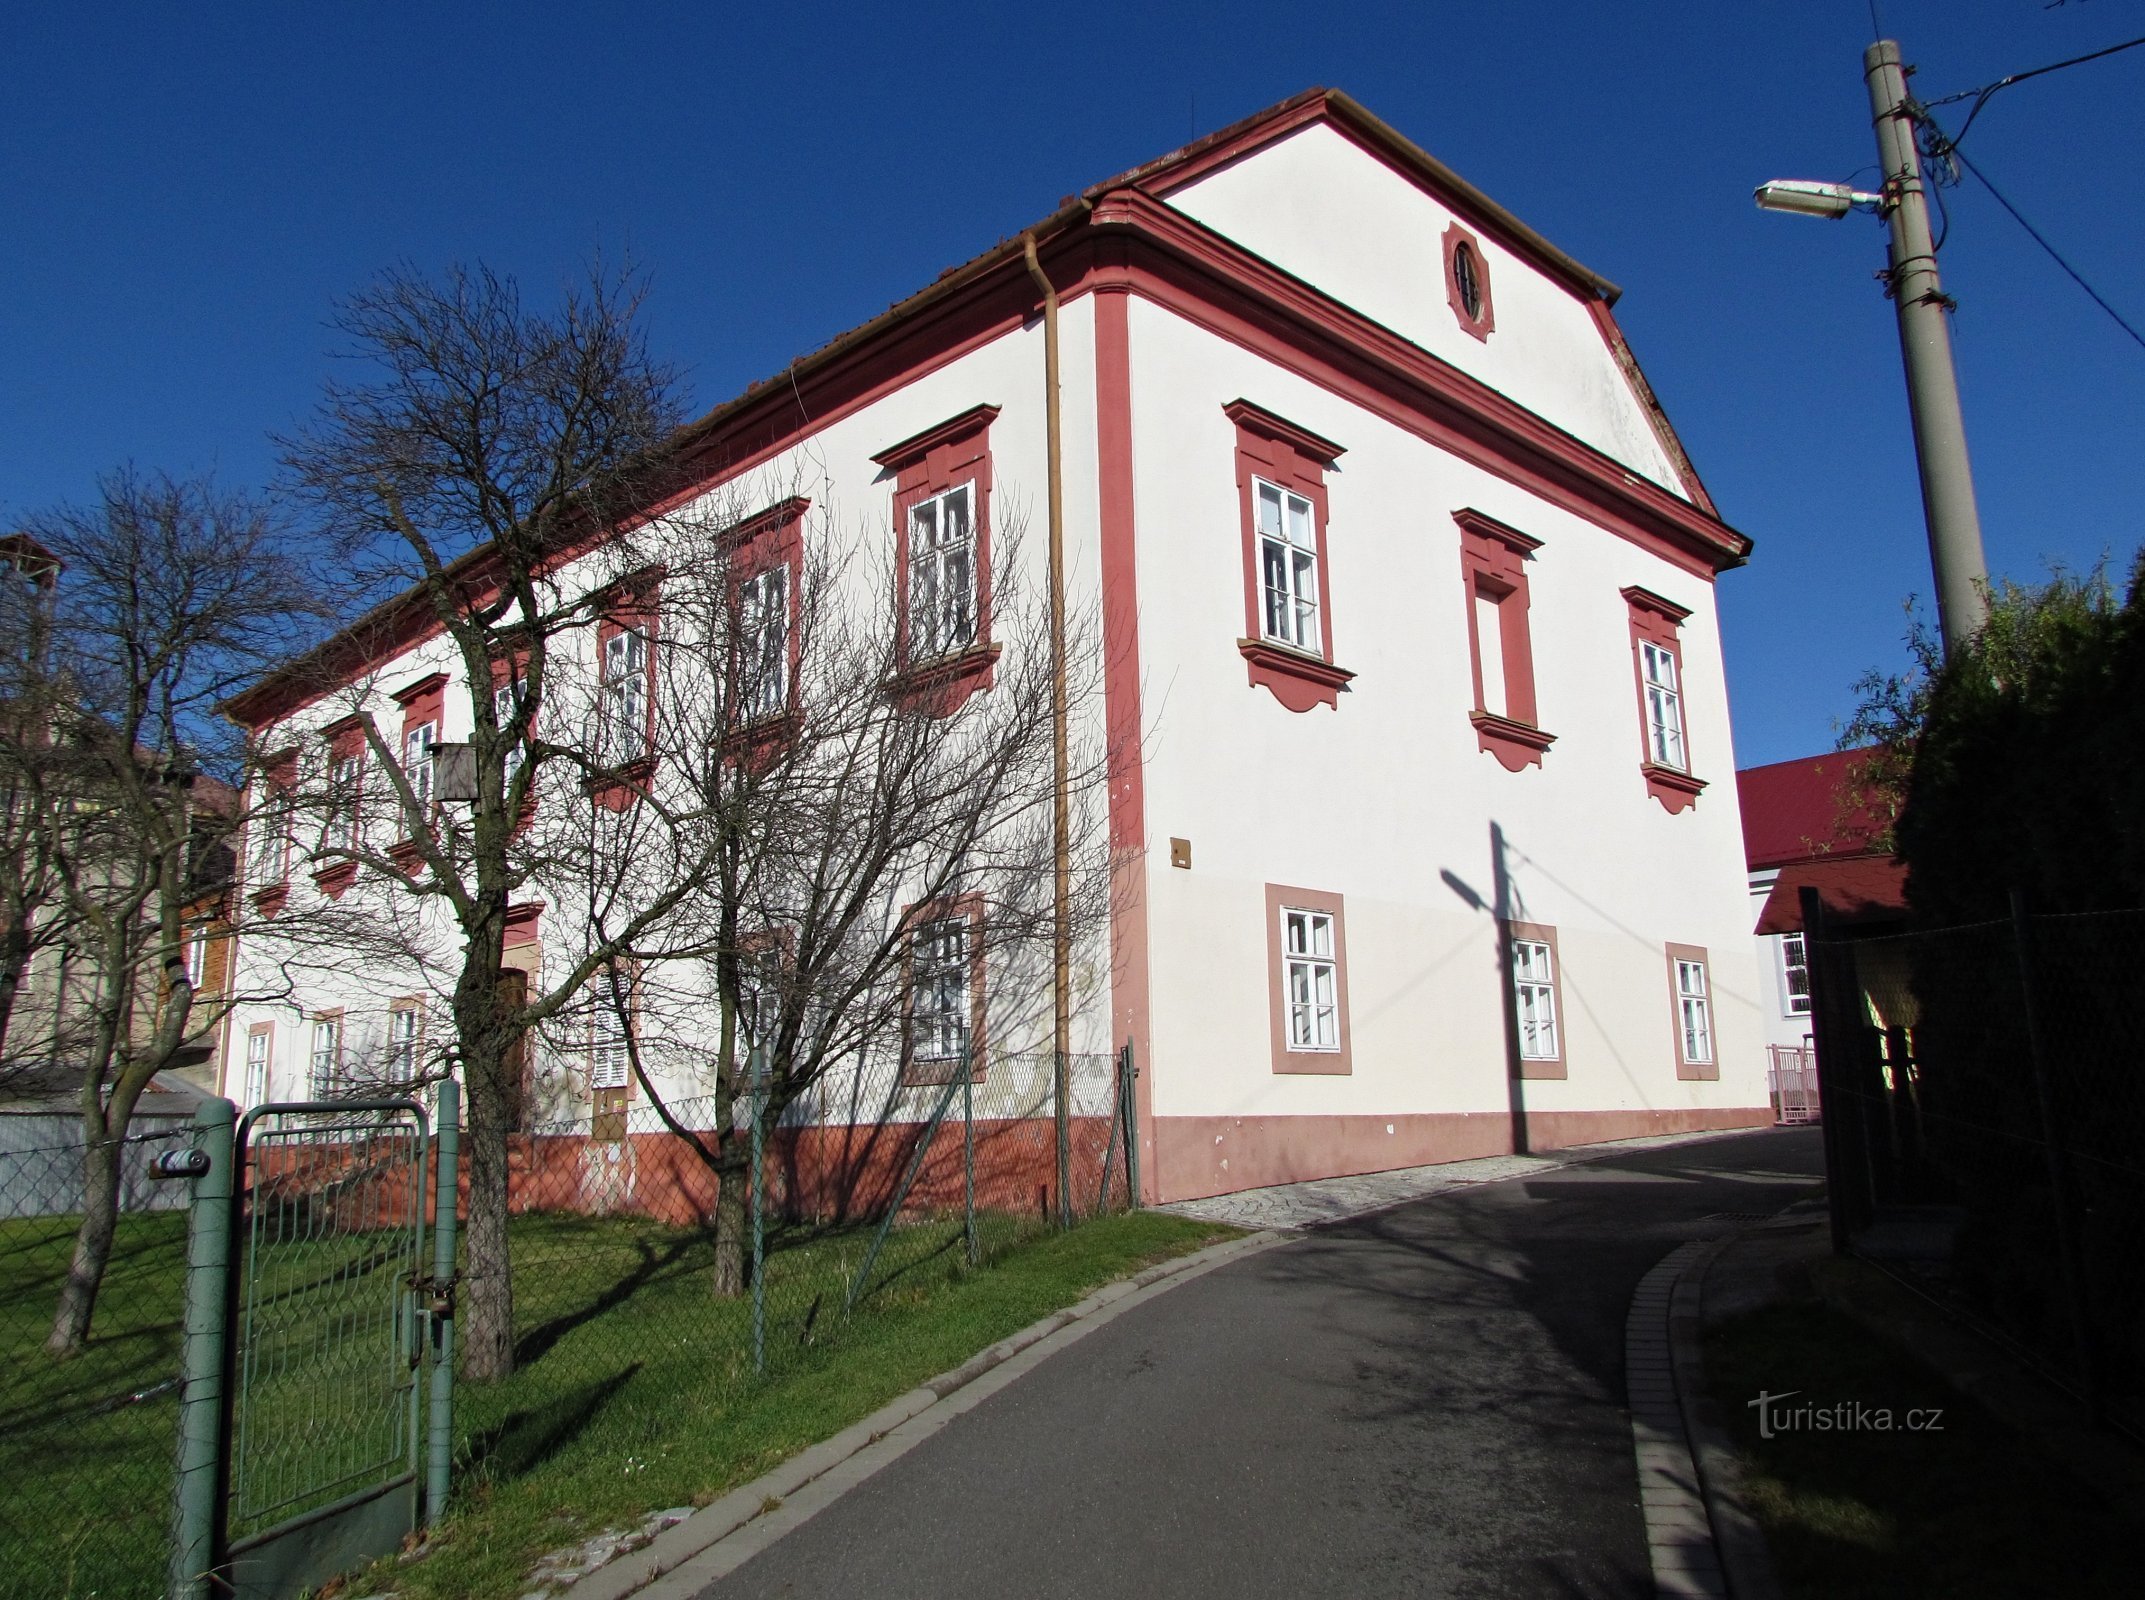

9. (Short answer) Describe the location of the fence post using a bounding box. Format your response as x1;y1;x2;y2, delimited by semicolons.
426;1080;460;1526
750;1044;766;1376
2008;890;2099;1418
1121;1040;1141;1211
962;1038;977;1265
167;1096;236;1600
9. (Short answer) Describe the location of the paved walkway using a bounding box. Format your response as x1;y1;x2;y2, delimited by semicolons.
684;1127;1824;1599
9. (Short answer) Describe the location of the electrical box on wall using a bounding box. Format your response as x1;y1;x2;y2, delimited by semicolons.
1170;837;1192;869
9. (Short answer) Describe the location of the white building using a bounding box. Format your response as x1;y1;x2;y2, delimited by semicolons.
220;89;1771;1203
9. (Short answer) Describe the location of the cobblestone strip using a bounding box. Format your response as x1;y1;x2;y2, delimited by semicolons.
1628;1241;1727;1599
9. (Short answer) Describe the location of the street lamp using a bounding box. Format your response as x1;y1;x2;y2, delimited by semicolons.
1756;39;1992;658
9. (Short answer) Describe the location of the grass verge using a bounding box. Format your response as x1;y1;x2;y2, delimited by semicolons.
359;1209;1234;1600
1705;1294;2131;1598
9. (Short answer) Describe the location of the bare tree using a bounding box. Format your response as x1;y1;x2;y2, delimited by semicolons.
0;533;70;1066
16;472;324;1355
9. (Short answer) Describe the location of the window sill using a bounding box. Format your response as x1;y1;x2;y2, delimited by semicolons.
1641;762;1706;814
1516;1056;1567;1081
1237;638;1354;713
1272;1046;1350;1076
586;754;656;812
1676;1056;1720;1083
387;834;431;873
1471;711;1556;772
888;642;1000;717
311;860;358;900
250;883;290;919
900;1054;988;1087
717;708;802;770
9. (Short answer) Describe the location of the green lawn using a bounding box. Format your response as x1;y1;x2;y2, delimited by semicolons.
1706;1296;2132;1598
0;1204;1230;1600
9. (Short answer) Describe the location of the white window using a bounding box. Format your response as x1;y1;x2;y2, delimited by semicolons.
1676;958;1713;1064
245;1028;271;1105
1641;642;1686;771
909;917;971;1063
907;484;976;660
387;1004;420;1082
589;969;630;1091
327;753;361;848
1282;908;1339;1051
1780;932;1812;1016
403;721;437;807
309;1015;342;1098
739;566;789;719
1256;478;1321;653
600;629;649;766
737;949;783;1051
495;681;526;783
1513;939;1559;1060
181;927;205;990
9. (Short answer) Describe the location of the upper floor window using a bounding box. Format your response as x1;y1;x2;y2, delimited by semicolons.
739;565;790;720
874;408;1000;713
391;672;447;816
598;625;650;767
1456;510;1553;771
1227;401;1354;713
1622;587;1706;813
1442;222;1497;341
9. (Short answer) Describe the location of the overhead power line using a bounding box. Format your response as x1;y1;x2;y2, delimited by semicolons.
1923;34;2145;149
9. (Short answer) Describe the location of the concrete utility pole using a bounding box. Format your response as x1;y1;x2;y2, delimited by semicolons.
1865;38;1991;657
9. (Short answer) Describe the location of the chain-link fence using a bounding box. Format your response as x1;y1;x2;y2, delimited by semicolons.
1807;904;2145;1435
0;1116;196;1600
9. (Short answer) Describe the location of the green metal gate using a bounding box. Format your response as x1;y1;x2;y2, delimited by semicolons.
164;1085;459;1600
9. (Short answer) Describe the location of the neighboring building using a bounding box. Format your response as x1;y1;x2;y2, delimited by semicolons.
1740;749;1907;1120
221;89;1772;1203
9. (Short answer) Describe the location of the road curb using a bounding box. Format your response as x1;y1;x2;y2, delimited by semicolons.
554;1226;1284;1600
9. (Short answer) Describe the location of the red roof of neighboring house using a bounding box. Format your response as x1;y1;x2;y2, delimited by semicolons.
1737;750;1888;871
1754;856;1909;936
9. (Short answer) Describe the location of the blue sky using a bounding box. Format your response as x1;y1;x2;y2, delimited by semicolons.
4;2;2140;767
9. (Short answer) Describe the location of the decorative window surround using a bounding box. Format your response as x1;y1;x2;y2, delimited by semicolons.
387;997;423;1085
723;498;809;760
313;716;366;899
591;583;659;811
1622;586;1705;813
390;672;446;867
309;1009;345;1099
249;748;298;917
244;1021;272;1105
1265;883;1352;1075
900;892;986;1084
875;406;1000;715
1456;509;1553;771
1227;400;1354;713
1507;920;1565;1080
1442;221;1496;342
1666;942;1717;1081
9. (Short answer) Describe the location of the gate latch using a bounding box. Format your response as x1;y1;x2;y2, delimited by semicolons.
412;1270;459;1321
149;1149;212;1180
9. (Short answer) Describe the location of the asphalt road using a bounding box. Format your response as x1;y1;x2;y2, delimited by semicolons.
697;1127;1825;1600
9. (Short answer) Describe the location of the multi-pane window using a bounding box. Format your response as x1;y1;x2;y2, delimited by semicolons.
588;968;631;1092
600;629;649;766
250;798;290;884
404;721;436;807
909;917;971;1064
737;949;783;1052
327;752;362;848
1781;932;1812;1016
1256;478;1321;653
739;567;789;719
1676;958;1713;1064
387;1003;420;1083
1513;939;1559;1060
309;1014;342;1098
907;483;976;660
495;681;526;783
245;1028;270;1105
1282;908;1339;1051
1641;642;1686;771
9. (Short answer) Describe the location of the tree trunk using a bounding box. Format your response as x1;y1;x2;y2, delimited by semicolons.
456;968;523;1381
46;1129;121;1356
0;916;31;1059
710;1128;750;1299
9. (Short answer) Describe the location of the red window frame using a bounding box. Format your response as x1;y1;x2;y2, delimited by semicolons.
724;497;808;751
873;406;1001;714
1226;399;1355;713
1621;586;1706;813
1265;882;1352;1075
313;716;366;899
389;671;446;860
1442;221;1496;342
1455;509;1553;771
249;747;298;916
899;892;986;1084
592;577;660;810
